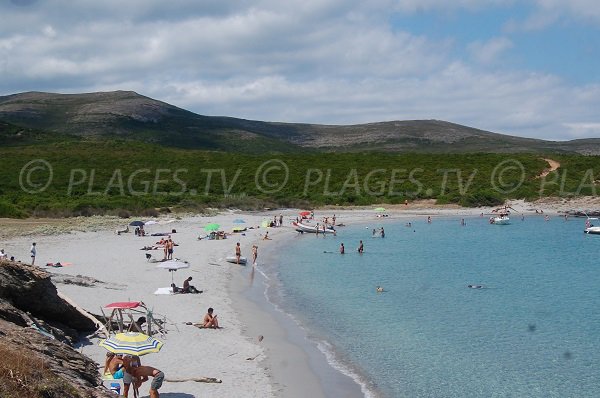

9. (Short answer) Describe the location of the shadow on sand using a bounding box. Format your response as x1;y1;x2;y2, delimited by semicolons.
150;394;195;398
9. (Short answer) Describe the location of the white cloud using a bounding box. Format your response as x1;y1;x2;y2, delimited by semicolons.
0;0;599;141
468;37;513;65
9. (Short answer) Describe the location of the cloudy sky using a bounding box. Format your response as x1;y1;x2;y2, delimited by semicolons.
1;0;599;140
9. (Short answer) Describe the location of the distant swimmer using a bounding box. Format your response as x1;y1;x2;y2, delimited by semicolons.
467;284;484;289
357;240;364;254
380;228;385;238
339;243;345;254
376;286;384;293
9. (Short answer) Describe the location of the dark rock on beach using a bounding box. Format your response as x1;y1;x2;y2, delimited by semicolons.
0;259;114;397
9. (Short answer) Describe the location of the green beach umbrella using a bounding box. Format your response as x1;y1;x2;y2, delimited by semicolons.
374;207;386;212
204;223;220;232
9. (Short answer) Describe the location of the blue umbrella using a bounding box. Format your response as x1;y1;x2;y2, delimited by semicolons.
233;219;246;224
129;220;145;227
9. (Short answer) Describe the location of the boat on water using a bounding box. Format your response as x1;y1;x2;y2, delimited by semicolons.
584;217;600;234
490;214;510;225
489;204;519;225
293;222;336;234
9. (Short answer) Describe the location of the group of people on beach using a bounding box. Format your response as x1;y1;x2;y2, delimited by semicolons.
235;242;259;265
1;243;36;265
104;352;164;398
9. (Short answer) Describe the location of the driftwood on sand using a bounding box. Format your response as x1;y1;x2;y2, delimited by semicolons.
166;377;223;383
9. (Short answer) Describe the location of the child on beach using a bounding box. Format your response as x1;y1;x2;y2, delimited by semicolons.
203;307;220;328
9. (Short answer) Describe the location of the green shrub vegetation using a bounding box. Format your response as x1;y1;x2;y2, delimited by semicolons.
0;141;598;217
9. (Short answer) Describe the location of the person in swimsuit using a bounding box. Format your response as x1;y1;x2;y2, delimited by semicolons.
251;245;258;265
123;361;164;398
340;243;345;254
167;239;174;260
103;352;122;377
203;307;220;328
121;354;141;398
357;240;364;254
235;242;242;264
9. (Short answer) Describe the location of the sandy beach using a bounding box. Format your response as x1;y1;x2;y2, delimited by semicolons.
1;197;598;397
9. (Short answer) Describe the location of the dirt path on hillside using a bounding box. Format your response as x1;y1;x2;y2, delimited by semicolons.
538;158;561;178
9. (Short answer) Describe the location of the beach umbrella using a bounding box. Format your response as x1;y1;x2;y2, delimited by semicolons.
204;223;220;232
99;332;163;356
129;220;145;227
299;211;311;216
233;219;246;224
156;260;190;283
374;207;386;212
261;219;271;228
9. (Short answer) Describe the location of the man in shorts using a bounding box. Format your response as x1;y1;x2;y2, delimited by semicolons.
124;361;164;398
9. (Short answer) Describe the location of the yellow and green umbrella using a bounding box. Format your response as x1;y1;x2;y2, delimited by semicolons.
374;207;386;212
99;332;163;356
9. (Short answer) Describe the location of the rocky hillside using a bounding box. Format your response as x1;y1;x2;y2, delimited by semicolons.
1;91;600;154
0;260;114;398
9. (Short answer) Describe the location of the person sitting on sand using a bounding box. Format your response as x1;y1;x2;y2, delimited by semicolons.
123;361;164;398
182;276;201;293
263;231;271;240
103;352;123;378
203;307;220;328
128;316;146;333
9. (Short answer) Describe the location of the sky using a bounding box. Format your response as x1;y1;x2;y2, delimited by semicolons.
1;0;599;141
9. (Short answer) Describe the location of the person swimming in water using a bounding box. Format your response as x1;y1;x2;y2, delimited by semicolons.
376;286;384;293
467;284;483;289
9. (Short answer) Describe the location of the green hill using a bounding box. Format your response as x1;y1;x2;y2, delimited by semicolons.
2;90;599;154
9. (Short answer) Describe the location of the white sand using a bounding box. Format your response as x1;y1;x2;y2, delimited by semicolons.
1;199;597;397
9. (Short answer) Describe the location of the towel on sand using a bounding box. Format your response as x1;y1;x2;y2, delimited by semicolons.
154;287;174;295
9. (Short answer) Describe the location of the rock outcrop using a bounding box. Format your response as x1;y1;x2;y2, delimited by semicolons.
0;260;114;397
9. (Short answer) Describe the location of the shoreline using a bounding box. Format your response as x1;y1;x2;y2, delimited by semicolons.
1;198;599;396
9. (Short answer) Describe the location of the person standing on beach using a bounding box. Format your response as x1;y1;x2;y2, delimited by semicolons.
358;240;364;254
123;361;164;398
167;239;174;260
251;245;258;265
30;242;36;265
122;354;141;398
235;242;242;264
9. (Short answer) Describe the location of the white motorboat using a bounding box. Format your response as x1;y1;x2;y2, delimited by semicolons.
490;214;510;225
293;222;336;234
584;217;600;234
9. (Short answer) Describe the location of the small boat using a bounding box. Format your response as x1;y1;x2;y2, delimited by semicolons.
225;256;247;265
490;214;510;225
293;222;336;234
584;216;600;234
490;204;518;225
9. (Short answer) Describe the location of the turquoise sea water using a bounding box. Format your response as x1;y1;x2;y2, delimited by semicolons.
261;216;600;398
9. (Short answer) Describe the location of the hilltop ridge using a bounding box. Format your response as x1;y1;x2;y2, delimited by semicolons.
1;90;600;154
